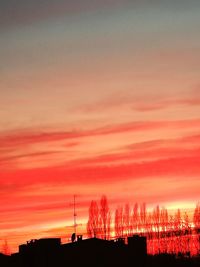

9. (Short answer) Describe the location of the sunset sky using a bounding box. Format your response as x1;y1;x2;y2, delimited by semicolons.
1;1;200;252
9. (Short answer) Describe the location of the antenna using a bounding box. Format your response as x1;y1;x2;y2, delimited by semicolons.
73;195;77;236
69;195;82;242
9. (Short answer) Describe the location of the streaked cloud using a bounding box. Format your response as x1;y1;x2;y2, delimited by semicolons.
1;0;200;253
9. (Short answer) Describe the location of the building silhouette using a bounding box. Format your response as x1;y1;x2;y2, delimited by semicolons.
1;235;147;267
1;234;199;267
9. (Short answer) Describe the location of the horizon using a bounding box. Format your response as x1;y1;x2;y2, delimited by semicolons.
1;198;199;253
1;1;200;253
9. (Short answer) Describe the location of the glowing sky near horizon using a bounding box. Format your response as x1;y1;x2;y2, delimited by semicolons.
0;0;200;252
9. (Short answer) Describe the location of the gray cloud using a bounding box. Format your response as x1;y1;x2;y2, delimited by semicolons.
1;1;199;30
0;0;129;29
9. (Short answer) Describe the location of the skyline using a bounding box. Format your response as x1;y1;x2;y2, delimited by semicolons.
1;1;200;252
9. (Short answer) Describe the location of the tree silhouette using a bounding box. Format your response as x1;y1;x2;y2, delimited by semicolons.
140;202;147;234
115;206;125;237
132;202;139;234
193;203;200;254
100;195;111;240
2;240;10;255
193;203;200;231
87;200;100;238
87;197;200;255
87;195;111;240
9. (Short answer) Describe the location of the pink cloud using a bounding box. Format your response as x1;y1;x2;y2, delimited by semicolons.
75;92;200;113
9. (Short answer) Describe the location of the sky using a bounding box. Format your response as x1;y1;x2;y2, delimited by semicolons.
0;0;200;252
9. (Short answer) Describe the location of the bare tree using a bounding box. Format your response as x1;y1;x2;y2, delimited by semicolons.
132;203;139;234
115;207;120;238
87;200;100;238
193;202;200;254
193;202;200;231
160;207;168;253
87;197;200;255
100;195;111;240
152;205;161;253
2;240;10;255
140;202;147;234
124;204;131;236
115;206;125;238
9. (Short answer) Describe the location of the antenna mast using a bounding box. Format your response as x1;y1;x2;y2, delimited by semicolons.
73;195;77;236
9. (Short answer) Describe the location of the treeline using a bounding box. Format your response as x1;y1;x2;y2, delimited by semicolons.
87;196;200;255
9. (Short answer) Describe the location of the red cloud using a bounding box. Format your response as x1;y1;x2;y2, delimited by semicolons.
1;118;200;148
1;153;200;191
1;120;200;252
